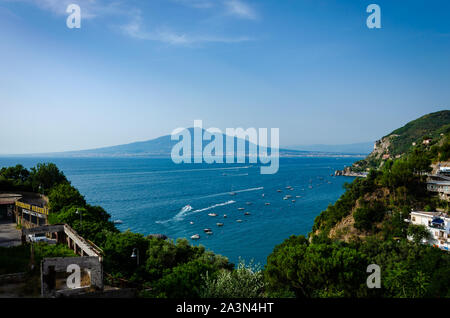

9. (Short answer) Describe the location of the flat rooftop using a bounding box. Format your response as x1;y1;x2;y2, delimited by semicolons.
0;194;22;205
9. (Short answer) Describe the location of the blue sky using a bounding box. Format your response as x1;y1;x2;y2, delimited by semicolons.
0;0;449;154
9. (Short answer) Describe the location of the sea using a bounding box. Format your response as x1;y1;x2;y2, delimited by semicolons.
0;157;359;265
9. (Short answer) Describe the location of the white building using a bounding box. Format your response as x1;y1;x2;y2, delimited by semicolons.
438;166;450;176
427;180;450;201
408;211;450;251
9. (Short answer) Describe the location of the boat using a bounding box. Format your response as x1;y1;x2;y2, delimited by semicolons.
296;195;301;198
262;194;265;197
190;221;194;225
236;219;243;223
223;214;227;218
238;207;245;211
216;223;224;227
283;196;288;200
191;234;200;240
205;231;213;235
291;200;296;202
244;212;251;215
265;202;270;205
229;192;237;196
277;189;282;192
113;220;123;224
203;228;212;233
180;205;193;213
208;213;218;217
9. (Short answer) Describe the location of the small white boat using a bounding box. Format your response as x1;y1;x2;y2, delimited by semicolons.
191;234;200;240
216;223;224;227
181;205;193;213
265;202;271;205
208;213;218;217
205;231;213;235
244;212;251;215
277;189;282;192
236;219;243;223
113;220;123;224
190;221;194;225
296;195;301;198
223;214;227;218
262;194;265;197
292;200;296;202
203;228;212;233
238;207;245;211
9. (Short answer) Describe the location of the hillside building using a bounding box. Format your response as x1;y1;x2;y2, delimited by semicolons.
408;211;449;251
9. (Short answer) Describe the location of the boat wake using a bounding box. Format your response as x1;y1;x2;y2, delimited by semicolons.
196;186;264;200
156;200;236;224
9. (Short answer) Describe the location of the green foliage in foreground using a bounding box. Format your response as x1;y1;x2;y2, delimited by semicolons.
265;235;450;298
200;259;265;298
0;243;76;275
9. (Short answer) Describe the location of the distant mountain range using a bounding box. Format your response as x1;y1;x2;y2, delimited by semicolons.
12;128;368;158
286;142;374;155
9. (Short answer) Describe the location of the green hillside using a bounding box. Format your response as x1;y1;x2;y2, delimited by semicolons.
387;110;450;156
349;110;450;172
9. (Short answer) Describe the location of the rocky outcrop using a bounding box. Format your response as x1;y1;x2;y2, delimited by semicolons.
334;166;367;177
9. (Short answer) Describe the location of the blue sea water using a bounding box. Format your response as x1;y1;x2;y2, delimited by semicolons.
0;157;358;265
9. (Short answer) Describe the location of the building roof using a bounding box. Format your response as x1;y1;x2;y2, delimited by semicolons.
0;194;22;205
411;211;449;219
427;180;450;185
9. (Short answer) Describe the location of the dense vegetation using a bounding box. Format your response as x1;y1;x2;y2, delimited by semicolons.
265;235;450;297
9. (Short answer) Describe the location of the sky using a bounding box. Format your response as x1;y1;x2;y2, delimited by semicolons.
0;0;449;154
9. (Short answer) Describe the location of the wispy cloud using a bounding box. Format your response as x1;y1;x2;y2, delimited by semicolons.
171;0;215;9
224;0;257;20
120;14;252;45
4;0;257;46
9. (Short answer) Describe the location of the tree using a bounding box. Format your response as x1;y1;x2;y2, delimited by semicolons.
48;183;86;213
265;236;367;297
102;231;150;279
49;205;118;246
30;163;67;193
407;224;431;245
353;201;385;232
200;259;265;298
